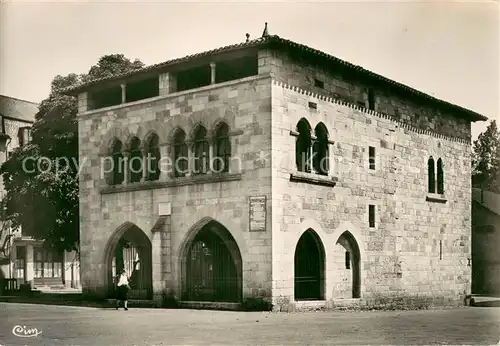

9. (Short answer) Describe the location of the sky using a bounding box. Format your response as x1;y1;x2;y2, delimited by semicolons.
0;0;498;141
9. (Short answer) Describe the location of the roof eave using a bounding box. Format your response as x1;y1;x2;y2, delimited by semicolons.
62;38;271;96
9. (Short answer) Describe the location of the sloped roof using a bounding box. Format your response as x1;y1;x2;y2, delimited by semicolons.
0;95;38;123
62;33;486;122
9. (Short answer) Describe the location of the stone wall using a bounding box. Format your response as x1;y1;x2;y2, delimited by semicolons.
270;79;472;310
264;50;471;141
77;74;273;299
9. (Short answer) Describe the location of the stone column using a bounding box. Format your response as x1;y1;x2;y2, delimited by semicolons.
159;72;177;96
210;63;216;85
121;84;126;104
207;140;214;174
186;143;193;177
142;149;148;182
151;203;173;304
123;152;129;185
25;243;34;288
78;92;89;113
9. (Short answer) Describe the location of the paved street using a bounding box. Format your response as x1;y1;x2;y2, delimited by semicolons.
0;303;499;345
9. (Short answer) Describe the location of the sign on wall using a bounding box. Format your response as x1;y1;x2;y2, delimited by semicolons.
158;202;171;216
249;196;267;232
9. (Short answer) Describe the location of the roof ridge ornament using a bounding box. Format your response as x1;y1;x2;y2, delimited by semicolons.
262;22;269;38
245;33;250;43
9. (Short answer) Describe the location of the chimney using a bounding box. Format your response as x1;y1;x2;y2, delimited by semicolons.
262;22;269;38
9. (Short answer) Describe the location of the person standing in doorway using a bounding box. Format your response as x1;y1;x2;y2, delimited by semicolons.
116;269;130;311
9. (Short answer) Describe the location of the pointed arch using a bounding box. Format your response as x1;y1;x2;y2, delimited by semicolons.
103;222;152;300
144;132;161;181
428;156;436;193
172;128;188;177
192;124;209;175
437;158;444;194
180;218;242;302
213;122;231;173
336;231;361;298
294;229;325;300
296;118;312;172
313;122;329;175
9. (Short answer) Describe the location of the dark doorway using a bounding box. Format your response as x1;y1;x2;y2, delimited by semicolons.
183;221;241;302
337;231;361;298
294;230;325;300
107;224;152;300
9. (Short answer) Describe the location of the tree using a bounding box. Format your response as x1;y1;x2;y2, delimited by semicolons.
0;55;145;253
472;120;500;193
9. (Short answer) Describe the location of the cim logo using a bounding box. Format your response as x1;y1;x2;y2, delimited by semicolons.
12;325;42;338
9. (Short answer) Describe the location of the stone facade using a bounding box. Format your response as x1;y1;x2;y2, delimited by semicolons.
73;34;482;309
271;80;472;310
78;74;273;300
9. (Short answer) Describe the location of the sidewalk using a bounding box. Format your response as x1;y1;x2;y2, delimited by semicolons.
470;294;500;307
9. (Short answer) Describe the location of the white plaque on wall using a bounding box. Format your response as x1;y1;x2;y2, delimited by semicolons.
158;202;171;216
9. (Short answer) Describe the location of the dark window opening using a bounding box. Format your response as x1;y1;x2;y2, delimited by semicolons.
345;251;351;269
428;157;436;193
128;137;142;183
192;126;209;175
172;130;188;177
111;140;124;186
369;146;375;170
145;133;161;181
437;158;444;194
369;205;375;228
176;65;211;92
18;127;31;147
126;76;159;103
214;123;231;173
313;123;329;175
308;102;317;109
296;119;312;173
90;86;122;110
368;88;376;111
314;79;324;89
215;55;258;84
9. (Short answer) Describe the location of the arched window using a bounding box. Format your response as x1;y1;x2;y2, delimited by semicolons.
192;125;209;175
313;122;329;175
214;123;231;173
128;137;142;183
296;118;312;173
172;129;188;177
428;157;435;193
437;158;444;194
110;140;124;185
145;133;161;181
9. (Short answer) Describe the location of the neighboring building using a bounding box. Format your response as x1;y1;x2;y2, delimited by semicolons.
0;94;80;292
472;188;500;296
64;25;486;309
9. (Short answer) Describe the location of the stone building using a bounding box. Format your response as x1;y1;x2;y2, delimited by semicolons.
472;188;500;296
0;95;80;292
65;25;486;309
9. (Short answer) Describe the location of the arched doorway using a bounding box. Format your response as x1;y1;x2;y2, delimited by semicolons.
182;220;242;302
335;231;361;298
294;229;325;300
105;223;152;300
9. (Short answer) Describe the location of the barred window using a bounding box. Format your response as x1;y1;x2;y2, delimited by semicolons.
214;123;231;173
172;129;188;177
192;125;209;175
